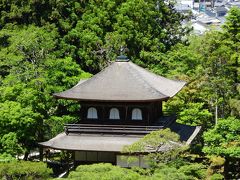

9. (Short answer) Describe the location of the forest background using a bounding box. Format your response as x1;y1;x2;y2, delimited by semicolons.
0;0;239;179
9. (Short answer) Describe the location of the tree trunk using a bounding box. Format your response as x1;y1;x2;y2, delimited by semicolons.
224;157;229;179
215;100;218;125
39;146;44;161
38;117;44;161
23;151;29;160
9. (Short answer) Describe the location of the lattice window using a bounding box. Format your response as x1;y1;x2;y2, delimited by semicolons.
109;108;120;120
87;107;98;119
132;108;142;120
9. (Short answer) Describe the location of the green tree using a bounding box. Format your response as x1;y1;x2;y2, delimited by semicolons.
0;132;24;157
123;129;186;166
164;31;238;125
59;0;191;71
0;25;90;158
223;6;240;44
177;102;212;127
203;117;240;158
0;0;190;72
0;0;85;28
203;117;240;179
0;101;40;156
197;32;235;121
222;7;240;118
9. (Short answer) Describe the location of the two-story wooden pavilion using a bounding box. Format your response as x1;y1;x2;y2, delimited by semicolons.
39;55;201;167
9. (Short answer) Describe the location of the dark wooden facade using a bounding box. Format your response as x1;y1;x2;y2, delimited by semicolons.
79;101;163;125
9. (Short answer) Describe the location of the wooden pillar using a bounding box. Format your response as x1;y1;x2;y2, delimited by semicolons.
102;106;105;124
79;102;82;123
67;151;70;173
45;148;50;162
72;151;76;168
125;106;128;123
159;101;163;116
39;147;43;161
147;104;151;125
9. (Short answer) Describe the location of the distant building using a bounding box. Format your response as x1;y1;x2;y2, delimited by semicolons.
193;0;214;10
215;6;228;16
191;20;209;34
175;3;192;13
176;0;194;8
227;1;240;9
196;13;221;24
39;55;201;167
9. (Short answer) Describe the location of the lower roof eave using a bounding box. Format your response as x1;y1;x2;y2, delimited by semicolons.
39;124;202;152
38;133;141;152
39;143;122;152
53;95;170;103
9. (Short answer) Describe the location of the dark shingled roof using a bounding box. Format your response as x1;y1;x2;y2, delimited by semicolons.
39;124;201;152
54;60;186;102
39;133;141;152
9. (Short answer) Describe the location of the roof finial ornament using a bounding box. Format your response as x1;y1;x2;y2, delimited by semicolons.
116;46;129;62
120;45;125;55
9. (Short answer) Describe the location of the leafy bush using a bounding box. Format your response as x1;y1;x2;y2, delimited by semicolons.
0;161;52;179
150;165;190;180
210;173;224;180
178;163;207;179
67;163;141;180
0;153;16;162
66;162;208;180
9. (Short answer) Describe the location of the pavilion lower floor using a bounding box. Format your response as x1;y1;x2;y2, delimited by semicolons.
39;122;201;168
74;151;149;168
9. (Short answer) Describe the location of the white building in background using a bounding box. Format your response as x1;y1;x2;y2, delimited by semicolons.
191;21;209;35
177;0;194;8
176;0;240;35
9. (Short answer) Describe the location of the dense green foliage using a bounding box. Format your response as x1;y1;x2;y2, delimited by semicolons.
0;0;239;179
67;163;141;180
0;25;91;157
123;128;186;166
0;161;52;179
66;162;208;180
123;128;181;153
0;0;189;72
203;117;240;158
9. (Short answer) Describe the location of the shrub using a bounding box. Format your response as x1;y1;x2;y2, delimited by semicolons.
68;163;141;180
0;161;52;179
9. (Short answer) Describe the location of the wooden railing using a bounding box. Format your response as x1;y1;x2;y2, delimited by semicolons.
64;124;164;135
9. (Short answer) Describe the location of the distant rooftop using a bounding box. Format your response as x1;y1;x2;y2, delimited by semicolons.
175;3;192;12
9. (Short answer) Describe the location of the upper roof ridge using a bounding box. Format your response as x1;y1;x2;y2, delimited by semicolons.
125;62;168;98
128;61;186;97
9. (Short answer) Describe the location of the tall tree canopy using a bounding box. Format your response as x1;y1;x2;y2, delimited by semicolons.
0;25;90;158
0;0;190;72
